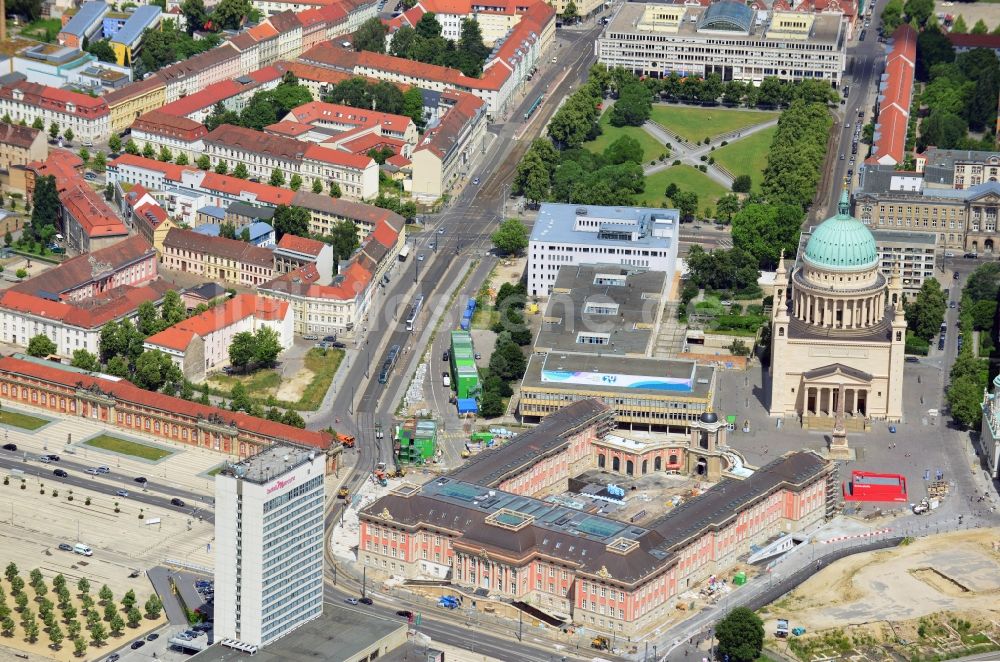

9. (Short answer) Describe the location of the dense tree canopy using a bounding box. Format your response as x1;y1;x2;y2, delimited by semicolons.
685;245;760;293
138;24;220;74
86;40;117;63
904;278;947;342
731;203;804;269
322;77;407;115
490;219;529;256
387;16;490;77
272;205;311;239
353;17;387;53
760;100;832;211
716;608;765;662
609;81;652;127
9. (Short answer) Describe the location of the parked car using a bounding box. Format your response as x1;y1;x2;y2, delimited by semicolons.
86;468;100;475
417;254;424;261
472;177;480;185
105;655;120;662
303;334;318;340
360;597;373;605
130;640;145;650
442;349;450;361
170;498;185;507
53;469;68;478
1;443;16;451
344;598;359;605
146;633;159;641
115;489;129;497
58;543;73;552
323;335;336;343
38;456;52;463
97;466;111;474
134;476;147;484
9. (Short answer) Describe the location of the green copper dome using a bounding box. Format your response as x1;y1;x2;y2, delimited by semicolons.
803;189;878;271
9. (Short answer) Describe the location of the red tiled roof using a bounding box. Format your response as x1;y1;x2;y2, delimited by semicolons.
145;293;289;350
415;91;483;159
264;120;316;137
61;185;128;238
11;235;154;298
163;228;274;266
0;355;331;450
273;60;354;86
103;75;166;107
199;172;296;206
302;143;374;170
108;153;194;181
339;132;404;155
0;121;41;149
134;202;169;229
248;66;283;84
204;124;309;161
1;280;171;329
277;233;327;256
385;153;411;168
874;106;908;165
0;81;108;119
263;259;371;300
287;101;413;135
158;80;246;118
132;110;208;142
947;33;1000;50
370;218;399;249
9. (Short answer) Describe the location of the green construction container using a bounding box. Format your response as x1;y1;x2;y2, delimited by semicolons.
396;419;437;464
450;330;481;399
733;571;746;586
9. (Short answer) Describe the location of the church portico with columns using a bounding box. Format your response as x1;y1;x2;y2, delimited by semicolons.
770;189;907;429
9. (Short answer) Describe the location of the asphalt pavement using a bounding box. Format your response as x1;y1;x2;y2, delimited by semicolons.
0;453;214;523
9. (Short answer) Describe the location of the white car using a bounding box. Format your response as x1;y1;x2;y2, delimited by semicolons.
417;254;425;261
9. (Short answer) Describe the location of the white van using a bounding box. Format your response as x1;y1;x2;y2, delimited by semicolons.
73;543;92;556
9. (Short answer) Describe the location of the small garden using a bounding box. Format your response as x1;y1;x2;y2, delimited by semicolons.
83;435;173;462
0;409;50;431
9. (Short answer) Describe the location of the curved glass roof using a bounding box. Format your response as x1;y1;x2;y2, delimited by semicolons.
700;1;754;31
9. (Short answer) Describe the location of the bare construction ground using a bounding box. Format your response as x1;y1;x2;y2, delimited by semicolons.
761;529;1000;660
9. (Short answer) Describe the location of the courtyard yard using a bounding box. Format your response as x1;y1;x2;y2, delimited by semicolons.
649;105;779;143
711;126;777;193
640;165;729;212
585;110;669;164
83;435;173;461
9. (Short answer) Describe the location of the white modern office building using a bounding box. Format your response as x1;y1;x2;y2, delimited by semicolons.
597;1;846;86
527;203;679;297
214;445;326;648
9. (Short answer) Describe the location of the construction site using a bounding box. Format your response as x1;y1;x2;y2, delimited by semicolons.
760;528;1000;661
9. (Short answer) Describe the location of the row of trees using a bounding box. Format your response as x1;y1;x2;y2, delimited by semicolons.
760;100;833;212
916;44;999;149
904;278;947;343
180;0;259;33
684;245;761;295
646;73;838;109
946;263;999;427
479;282;531;417
354;14;491;78
136;21;222;75
0;562;162;654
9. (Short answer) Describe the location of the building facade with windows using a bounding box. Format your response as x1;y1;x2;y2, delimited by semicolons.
161;228;276;288
0;81;110;144
527;203;679;298
597;2;846;86
770;190;907;427
358;400;835;639
215;445;326;648
854;181;1000;254
980;374;1000;480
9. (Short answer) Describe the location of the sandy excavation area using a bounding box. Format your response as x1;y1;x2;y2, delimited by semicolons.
763;529;1000;633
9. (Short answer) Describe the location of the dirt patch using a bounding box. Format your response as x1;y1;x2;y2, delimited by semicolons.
763;529;1000;634
275;366;314;401
911;567;970;596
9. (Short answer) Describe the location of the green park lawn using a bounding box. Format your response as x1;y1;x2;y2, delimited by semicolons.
0;410;49;430
711;126;777;193
640;165;729;212
84;435;173;461
585;109;669;164
649;105;779;143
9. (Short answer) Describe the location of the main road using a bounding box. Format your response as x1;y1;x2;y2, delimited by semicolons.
314;16;620;662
